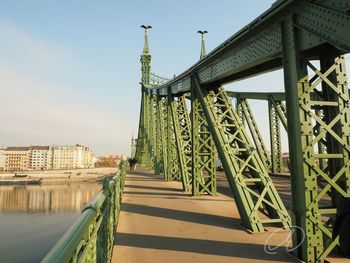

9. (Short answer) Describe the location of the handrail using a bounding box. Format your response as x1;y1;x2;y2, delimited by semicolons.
42;161;127;263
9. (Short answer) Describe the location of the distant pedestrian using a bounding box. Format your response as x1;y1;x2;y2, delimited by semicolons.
128;158;133;170
131;158;137;170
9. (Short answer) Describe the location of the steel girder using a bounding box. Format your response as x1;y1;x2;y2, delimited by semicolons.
236;97;245;126
135;91;146;164
268;99;284;173
193;79;291;232
146;94;155;169
282;18;350;262
170;94;192;192
269;98;287;131
157;96;168;178
166;99;181;182
191;85;217;196
154;96;163;175
240;99;272;171
136;91;153;167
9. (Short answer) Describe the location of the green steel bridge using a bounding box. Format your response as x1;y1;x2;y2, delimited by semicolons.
42;1;350;262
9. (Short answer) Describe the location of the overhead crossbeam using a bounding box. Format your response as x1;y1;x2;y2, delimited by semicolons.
144;1;350;96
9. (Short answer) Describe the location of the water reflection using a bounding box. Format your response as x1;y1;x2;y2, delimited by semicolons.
0;184;101;213
0;183;102;263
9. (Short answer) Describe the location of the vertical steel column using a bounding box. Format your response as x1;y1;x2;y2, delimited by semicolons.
170;94;192;192
136;89;147;165
141;91;152;167
193;78;291;232
236;96;245;125
270;98;288;131
145;93;154;168
191;83;217;196
268;98;283;173
241;99;272;170
158;96;168;178
154;95;163;174
167;92;181;181
282;19;350;262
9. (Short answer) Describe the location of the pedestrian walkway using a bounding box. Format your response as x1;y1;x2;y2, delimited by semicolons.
111;167;294;263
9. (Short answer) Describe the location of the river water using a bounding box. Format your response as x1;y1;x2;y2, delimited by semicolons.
0;183;102;262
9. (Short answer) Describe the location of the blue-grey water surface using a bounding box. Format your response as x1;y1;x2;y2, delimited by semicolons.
0;183;101;262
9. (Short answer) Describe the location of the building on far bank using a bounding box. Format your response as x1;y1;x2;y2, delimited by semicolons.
0;148;5;171
5;147;29;171
1;144;95;171
28;146;51;170
50;145;95;170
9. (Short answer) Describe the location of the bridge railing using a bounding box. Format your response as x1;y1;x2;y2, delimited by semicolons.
42;161;127;263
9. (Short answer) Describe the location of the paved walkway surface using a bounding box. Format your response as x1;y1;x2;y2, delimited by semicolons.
112;167;297;263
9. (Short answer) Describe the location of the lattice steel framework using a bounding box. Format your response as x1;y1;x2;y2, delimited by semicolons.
191;85;217;196
268;99;284;173
166;100;181;181
193;80;291;232
154;96;163;174
283;19;350;261
240;99;272;170
170;94;192;192
136;2;350;261
157;96;168;178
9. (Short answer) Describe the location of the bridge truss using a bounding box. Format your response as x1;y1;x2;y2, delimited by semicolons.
136;1;350;262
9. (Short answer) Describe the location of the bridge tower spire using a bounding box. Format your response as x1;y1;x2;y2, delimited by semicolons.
197;30;208;59
140;25;152;84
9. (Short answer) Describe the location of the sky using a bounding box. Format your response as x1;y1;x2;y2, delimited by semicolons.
0;1;348;156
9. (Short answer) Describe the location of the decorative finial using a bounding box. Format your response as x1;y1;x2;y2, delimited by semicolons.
197;30;208;59
141;25;152;54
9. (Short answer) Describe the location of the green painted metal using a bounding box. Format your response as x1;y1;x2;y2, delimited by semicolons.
131;132;136;159
191;83;217;196
268;99;283;173
149;94;156;169
236;96;245;125
137;1;350;261
42;162;127;263
154;96;163;174
140;26;151;85
170;94;192;192
240;99;272;170
270;98;287;131
135;90;145;164
166;97;181;181
197;30;208;60
227;91;286;101
136;26;152;166
193;79;291;232
282;17;350;262
157;96;168;177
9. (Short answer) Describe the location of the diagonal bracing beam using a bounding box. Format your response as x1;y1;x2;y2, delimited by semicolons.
193;78;291;232
170;94;192;191
240;99;272;170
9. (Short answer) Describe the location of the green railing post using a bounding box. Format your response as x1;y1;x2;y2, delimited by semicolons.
42;162;127;263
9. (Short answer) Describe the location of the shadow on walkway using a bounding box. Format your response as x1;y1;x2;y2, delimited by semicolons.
115;232;288;262
124;184;183;193
121;203;239;229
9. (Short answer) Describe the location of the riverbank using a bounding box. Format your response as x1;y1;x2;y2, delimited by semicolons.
0;167;118;184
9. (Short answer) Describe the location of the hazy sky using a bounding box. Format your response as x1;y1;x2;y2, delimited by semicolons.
0;1;348;156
